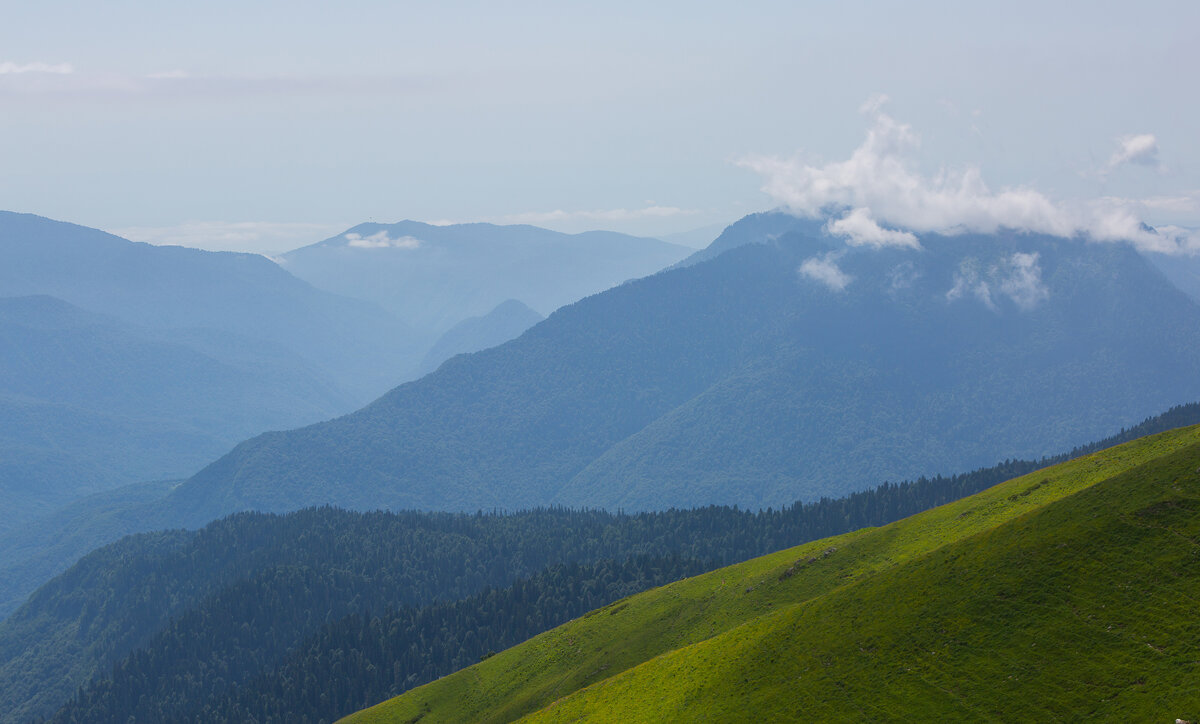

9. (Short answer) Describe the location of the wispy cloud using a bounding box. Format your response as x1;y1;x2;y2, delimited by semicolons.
112;221;347;255
1106;134;1162;172
826;207;919;249
947;252;1050;311
739;99;1198;255
0;61;73;75
344;231;423;249
946;258;997;310
0;63;434;100
1098;192;1200;214
997;252;1050;310
798;252;852;292
146;70;191;80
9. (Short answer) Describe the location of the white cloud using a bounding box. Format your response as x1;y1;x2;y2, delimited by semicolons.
826;207;920;249
112;221;347;255
947;258;996;310
798;253;852;292
859;92;890;115
344;231;423;249
947;252;1049;311
1107;134;1161;171
998;252;1050;311
739;101;1197;255
887;261;921;293
1149;225;1200;255
0;61;73;74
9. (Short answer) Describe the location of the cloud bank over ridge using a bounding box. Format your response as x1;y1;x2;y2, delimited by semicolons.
739;99;1199;255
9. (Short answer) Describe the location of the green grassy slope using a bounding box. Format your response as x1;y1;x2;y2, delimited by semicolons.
344;424;1200;723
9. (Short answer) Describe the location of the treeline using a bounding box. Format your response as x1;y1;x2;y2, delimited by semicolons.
53;555;709;724
20;403;1200;723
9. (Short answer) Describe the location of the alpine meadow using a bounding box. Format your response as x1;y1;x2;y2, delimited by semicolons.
3;3;1200;723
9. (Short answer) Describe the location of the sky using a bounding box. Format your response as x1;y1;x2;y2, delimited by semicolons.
2;1;1198;254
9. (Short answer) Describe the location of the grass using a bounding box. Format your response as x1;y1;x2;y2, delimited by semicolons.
342;424;1200;723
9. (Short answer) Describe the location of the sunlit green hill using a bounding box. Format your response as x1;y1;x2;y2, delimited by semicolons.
347;423;1200;723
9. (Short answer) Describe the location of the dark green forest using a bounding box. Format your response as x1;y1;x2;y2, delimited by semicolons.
52;556;710;724
12;402;1196;724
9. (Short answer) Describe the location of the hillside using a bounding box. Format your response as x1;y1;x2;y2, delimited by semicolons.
6;406;1194;723
278;221;691;335
1144;248;1200;303
418;299;544;375
0;479;178;617
670;211;825;268
166;218;1200;520
0;211;420;402
0;487;951;722
346;423;1200;723
0;295;350;532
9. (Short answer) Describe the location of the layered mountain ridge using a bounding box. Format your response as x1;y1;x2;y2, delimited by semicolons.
278;220;692;335
0;294;351;532
167;212;1200;519
418;299;544;375
0;211;421;403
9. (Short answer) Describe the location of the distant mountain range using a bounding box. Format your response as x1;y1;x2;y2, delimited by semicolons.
6;207;1200;627
0;210;698;609
0;214;692;512
161;212;1200;520
0;211;422;404
0;295;350;533
277;220;692;335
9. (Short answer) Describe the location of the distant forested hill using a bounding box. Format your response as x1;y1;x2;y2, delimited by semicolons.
0;211;420;403
278;220;691;335
418;298;544;375
169;214;1200;519
0;209;424;537
0;295;350;533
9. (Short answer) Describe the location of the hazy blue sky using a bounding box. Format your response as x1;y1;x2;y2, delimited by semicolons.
2;1;1197;252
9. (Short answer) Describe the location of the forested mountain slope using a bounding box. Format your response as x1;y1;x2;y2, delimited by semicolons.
418;299;543;375
7;405;1196;723
348;424;1200;723
169;220;1200;518
0;479;177;618
0;295;349;532
670;210;825;268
